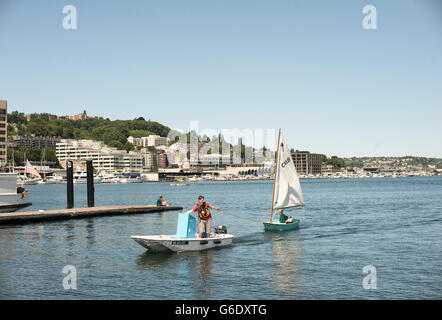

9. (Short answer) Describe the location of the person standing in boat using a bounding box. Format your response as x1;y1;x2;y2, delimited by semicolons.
187;195;221;238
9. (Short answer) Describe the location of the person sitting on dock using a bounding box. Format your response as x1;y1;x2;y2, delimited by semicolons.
156;194;168;207
279;209;292;224
17;186;30;199
187;195;221;238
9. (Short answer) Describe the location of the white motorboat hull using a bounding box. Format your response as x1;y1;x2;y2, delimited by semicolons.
119;178;142;184
131;234;234;252
0;197;32;213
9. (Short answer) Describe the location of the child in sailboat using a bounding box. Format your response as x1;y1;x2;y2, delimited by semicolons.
278;209;292;224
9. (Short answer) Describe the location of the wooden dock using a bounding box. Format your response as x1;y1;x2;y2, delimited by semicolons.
0;205;183;225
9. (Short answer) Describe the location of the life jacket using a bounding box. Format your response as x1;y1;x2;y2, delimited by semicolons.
197;202;211;219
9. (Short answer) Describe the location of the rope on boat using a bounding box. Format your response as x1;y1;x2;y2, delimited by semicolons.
219;210;264;223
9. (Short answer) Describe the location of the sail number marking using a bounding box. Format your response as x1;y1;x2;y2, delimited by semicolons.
281;157;291;168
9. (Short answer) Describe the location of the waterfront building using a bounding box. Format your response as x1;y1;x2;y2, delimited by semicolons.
56;139;143;171
321;164;334;176
0;99;7;166
292;151;322;175
12;135;61;150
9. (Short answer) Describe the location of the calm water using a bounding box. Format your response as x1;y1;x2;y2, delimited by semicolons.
0;177;441;299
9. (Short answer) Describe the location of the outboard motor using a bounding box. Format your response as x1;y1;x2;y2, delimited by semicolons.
214;225;227;234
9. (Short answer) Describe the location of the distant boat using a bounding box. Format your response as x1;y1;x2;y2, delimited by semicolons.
119;176;142;183
16;175;38;185
119;173;142;184
1;173;32;213
263;129;304;231
73;171;102;184
73;171;87;184
47;176;64;184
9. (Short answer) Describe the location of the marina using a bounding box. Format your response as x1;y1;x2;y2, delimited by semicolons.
0;177;441;299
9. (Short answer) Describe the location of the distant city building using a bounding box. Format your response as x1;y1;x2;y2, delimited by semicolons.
0;99;7;165
157;150;168;168
127;136;142;146
142;147;158;171
127;135;168;148
68;110;97;121
147;135;168;147
56;139;143;171
26;113;58;121
321;164;334;175
12;135;61;150
292;151;322;175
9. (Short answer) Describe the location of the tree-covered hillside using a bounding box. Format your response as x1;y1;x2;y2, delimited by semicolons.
7;111;171;151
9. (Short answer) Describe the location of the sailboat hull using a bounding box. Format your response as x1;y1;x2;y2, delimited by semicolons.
263;218;300;231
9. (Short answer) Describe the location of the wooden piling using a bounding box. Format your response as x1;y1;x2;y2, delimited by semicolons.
66;161;74;209
86;160;94;207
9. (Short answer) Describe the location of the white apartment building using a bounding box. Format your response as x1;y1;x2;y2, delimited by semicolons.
56;139;143;171
127;135;168;148
127;136;142;146
147;135;168;147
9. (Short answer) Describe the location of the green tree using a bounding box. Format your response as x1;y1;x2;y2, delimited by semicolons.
123;141;134;152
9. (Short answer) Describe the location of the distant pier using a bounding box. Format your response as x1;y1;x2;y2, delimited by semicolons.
0;205;183;225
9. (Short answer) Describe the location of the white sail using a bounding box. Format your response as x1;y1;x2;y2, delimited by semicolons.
273;133;304;209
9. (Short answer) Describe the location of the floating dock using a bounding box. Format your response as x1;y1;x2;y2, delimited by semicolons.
0;205;183;225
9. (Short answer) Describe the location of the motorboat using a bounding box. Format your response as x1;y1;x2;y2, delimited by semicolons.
0;173;32;213
132;213;233;252
73;171;87;184
16;175;38;185
119;176;142;183
73;171;102;184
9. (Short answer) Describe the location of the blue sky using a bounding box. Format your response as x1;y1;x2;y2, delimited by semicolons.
0;0;441;157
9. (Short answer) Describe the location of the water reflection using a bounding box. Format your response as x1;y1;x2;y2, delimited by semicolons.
135;249;215;299
266;232;304;298
195;251;213;298
86;219;95;249
135;251;177;268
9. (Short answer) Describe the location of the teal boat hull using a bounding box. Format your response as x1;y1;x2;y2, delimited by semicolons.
263;218;300;231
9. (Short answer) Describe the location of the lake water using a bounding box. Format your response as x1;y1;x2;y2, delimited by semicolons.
0;177;441;299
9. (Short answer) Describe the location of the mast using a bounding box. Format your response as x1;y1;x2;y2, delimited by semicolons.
43;148;46;179
40;150;43;179
270;128;281;222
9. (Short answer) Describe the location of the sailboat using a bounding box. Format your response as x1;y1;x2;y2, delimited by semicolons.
263;129;304;231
